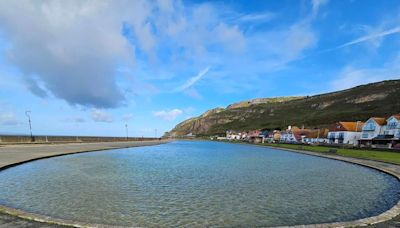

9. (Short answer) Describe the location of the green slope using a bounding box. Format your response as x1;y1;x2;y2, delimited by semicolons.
167;80;400;136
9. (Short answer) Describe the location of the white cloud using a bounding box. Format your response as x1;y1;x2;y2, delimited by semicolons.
311;0;329;17
334;26;400;50
90;109;113;123
0;0;324;103
0;1;252;106
331;55;400;90
153;109;183;121
175;67;210;92
65;117;86;123
0;1;145;108
0;112;19;126
236;12;275;22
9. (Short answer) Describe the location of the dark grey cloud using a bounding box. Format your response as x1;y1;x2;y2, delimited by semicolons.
0;1;145;108
25;77;48;98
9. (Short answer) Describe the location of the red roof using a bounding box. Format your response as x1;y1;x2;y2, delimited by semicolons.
371;117;386;126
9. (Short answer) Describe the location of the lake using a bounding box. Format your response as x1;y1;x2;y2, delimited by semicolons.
0;140;399;227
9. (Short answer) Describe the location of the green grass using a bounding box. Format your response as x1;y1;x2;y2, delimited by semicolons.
262;143;400;165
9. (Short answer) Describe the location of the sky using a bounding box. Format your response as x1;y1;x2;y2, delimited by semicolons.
0;0;399;137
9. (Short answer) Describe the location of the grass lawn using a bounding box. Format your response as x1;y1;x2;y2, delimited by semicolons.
259;143;400;165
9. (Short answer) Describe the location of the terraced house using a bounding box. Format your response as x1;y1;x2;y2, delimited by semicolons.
359;115;400;148
327;121;363;146
379;114;400;148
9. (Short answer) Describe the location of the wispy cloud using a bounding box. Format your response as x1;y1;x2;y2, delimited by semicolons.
65;117;86;123
311;0;329;18
0;112;20;126
236;12;275;22
153;109;183;121
330;54;400;90
334;26;400;50
90;109;113;123
175;67;211;92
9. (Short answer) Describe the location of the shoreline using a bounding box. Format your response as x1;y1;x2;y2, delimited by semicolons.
1;139;400;227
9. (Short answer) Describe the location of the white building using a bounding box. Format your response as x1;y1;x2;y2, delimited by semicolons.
327;121;363;146
226;131;241;140
280;132;298;143
385;115;400;139
280;126;300;143
359;117;386;146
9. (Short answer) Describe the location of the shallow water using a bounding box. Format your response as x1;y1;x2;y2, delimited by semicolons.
0;141;399;227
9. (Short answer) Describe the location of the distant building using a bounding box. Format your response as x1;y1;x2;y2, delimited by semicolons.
327;121;363;146
272;130;281;142
280;126;301;143
226;130;241;140
185;133;195;138
301;128;329;144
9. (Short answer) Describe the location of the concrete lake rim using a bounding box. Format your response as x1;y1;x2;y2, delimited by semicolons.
0;140;399;228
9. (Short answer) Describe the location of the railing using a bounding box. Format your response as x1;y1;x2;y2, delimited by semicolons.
0;135;160;143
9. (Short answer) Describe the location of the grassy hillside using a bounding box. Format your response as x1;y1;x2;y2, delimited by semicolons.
167;80;400;136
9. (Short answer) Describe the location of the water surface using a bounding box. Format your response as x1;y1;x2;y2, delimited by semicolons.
0;141;399;227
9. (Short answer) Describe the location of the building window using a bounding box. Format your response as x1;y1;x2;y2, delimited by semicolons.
363;121;376;131
387;122;397;129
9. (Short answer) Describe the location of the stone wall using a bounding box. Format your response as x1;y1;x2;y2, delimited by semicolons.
0;135;159;143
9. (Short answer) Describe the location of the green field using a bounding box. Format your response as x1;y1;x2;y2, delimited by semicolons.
262;143;400;165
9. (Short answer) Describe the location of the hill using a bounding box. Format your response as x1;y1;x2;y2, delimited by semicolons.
166;80;400;137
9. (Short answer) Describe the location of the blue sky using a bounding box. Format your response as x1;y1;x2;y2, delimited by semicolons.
0;0;399;137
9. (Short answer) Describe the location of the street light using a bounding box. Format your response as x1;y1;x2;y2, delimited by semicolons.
125;124;128;140
25;111;33;141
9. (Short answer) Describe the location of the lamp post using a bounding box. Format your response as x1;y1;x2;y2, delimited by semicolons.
155;129;157;139
125;124;128;140
25;111;33;142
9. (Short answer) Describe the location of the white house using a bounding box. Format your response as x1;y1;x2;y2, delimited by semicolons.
280;132;298;143
371;114;400;148
384;114;400;139
359;117;386;146
327;121;363;146
280;126;300;143
226;131;241;140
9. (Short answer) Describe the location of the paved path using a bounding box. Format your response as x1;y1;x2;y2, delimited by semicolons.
0;213;68;228
0;140;170;227
0;140;169;169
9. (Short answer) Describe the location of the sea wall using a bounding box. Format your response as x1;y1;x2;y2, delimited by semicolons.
0;135;159;144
